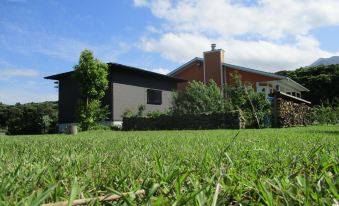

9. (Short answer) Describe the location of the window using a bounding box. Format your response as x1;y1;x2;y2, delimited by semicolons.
292;92;296;96
261;88;266;92
147;89;162;105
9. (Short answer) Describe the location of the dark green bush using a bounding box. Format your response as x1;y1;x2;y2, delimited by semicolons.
171;80;226;115
122;111;245;131
312;104;338;124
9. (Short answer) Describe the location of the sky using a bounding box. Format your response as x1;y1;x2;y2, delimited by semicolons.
1;0;339;104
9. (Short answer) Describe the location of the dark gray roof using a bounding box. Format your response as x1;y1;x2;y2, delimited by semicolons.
168;57;309;91
45;62;186;82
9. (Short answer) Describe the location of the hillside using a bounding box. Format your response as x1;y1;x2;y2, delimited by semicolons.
276;64;339;105
309;56;339;67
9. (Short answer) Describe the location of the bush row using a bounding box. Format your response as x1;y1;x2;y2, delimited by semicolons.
122;110;245;131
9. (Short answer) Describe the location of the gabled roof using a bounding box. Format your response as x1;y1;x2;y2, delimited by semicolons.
168;57;285;79
168;57;202;76
45;62;186;82
168;57;309;91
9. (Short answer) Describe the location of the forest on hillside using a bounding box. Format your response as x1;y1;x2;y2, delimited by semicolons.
276;64;339;105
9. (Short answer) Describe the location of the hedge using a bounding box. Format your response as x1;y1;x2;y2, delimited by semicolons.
122;110;245;131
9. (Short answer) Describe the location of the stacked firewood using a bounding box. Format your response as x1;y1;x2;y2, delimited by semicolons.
276;98;312;127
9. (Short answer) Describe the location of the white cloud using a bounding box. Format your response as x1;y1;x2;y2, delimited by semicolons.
135;0;339;71
0;68;40;80
149;67;171;74
146;25;162;33
141;33;337;71
134;0;339;39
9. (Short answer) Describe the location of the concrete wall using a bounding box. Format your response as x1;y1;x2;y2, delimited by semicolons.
112;82;173;121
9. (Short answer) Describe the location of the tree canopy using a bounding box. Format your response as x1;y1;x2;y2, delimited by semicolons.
0;102;58;135
276;64;339;105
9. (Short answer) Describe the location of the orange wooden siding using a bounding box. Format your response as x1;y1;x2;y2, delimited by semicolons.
172;62;204;92
224;67;279;90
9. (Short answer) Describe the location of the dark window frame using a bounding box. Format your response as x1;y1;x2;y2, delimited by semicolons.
147;89;162;105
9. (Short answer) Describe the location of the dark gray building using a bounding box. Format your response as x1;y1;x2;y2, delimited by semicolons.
45;63;184;131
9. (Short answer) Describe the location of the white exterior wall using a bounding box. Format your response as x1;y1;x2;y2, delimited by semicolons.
112;83;173;121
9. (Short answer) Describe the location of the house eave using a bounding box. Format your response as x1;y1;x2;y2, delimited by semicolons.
168;57;203;76
44;71;73;80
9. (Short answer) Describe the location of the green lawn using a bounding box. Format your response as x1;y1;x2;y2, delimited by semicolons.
0;126;338;205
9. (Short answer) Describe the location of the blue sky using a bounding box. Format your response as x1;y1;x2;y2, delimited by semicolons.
1;0;339;104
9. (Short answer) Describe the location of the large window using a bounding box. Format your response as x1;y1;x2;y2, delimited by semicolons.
147;89;162;105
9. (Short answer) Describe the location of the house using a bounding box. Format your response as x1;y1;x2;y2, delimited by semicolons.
169;44;309;98
46;44;309;131
45;63;184;131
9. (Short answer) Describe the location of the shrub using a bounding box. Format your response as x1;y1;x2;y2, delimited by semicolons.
171;80;226;115
224;74;271;128
146;110;166;118
312;104;338;124
121;105;167;119
123;111;245;130
170;76;271;128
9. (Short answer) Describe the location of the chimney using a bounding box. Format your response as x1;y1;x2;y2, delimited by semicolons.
203;44;225;86
211;43;216;51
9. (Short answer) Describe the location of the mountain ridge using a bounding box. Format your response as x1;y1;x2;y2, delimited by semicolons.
309;56;339;67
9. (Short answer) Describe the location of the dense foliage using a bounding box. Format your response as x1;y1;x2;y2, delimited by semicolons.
276;64;339;105
224;74;271;128
0;126;337;205
73;50;109;130
171;78;271;128
312;104;339;124
0;101;57;135
171;80;225;115
123;111;244;130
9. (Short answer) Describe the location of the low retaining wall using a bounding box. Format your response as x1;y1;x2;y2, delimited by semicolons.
272;92;312;128
122;110;245;131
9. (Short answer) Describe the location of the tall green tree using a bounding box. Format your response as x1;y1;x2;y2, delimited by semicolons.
73;50;108;130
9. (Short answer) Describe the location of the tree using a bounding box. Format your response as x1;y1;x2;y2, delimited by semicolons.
276;64;339;105
224;73;271;128
73;50;109;130
171;80;225;115
5;102;58;135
